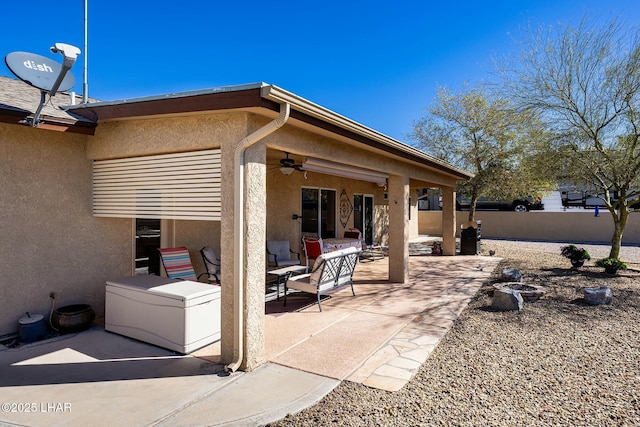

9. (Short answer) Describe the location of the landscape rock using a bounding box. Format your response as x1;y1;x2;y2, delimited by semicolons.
501;268;522;282
492;289;524;311
584;286;613;305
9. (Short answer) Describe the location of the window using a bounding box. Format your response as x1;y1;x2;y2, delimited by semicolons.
301;188;336;238
135;218;161;275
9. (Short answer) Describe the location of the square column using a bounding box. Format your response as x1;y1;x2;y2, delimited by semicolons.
242;143;267;369
220;142;267;370
441;186;456;256
387;174;409;283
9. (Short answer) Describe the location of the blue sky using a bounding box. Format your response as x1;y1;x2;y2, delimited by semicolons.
2;1;640;141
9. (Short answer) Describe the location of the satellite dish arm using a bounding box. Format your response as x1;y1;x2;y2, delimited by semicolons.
29;91;48;127
48;43;80;96
48;63;73;97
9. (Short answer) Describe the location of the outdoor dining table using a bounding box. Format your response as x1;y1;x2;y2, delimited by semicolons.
322;238;362;252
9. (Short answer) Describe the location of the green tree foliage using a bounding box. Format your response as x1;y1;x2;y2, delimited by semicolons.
411;85;554;221
500;17;640;258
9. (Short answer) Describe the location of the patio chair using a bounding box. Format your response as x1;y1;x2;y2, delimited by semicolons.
285;247;359;312
266;240;301;268
198;246;221;284
343;229;362;240
157;247;198;281
346;228;384;260
302;236;323;271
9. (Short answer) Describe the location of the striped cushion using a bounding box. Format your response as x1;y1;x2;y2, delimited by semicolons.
158;247;197;280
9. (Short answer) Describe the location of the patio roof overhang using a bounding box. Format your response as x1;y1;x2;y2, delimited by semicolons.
63;83;472;181
0;76;470;181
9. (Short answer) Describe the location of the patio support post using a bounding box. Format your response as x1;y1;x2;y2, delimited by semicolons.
387;174;409;283
242;143;267;369
441;185;456;256
223;103;290;373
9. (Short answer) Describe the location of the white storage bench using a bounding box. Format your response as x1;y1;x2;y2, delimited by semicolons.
105;275;221;354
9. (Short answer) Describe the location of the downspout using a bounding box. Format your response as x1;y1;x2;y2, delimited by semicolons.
225;101;290;373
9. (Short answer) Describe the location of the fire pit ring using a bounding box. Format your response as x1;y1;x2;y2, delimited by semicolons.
493;282;546;302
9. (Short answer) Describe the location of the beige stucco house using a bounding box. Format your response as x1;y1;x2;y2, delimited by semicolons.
0;75;470;370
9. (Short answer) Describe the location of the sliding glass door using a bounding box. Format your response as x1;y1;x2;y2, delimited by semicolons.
301;188;336;238
353;194;374;245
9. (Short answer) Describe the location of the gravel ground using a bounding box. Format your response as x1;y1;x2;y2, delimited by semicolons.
269;239;640;427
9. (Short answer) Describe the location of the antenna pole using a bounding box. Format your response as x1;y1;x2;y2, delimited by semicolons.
82;0;88;104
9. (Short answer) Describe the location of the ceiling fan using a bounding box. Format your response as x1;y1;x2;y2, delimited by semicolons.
278;152;304;176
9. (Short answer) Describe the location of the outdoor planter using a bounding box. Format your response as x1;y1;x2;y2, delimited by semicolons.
571;260;585;268
561;244;590;269
51;304;95;334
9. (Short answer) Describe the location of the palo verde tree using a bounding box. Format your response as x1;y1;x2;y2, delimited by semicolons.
500;17;640;258
411;84;554;221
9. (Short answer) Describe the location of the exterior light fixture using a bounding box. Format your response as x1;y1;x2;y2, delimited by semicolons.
280;166;295;176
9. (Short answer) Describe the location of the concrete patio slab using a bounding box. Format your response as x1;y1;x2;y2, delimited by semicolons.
264;308;354;360
267;254;500;391
0;251;500;425
0;327;230;427
271;309;409;380
0;328;337;427
155;363;338;427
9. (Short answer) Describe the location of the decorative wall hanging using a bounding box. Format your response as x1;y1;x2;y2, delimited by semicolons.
339;189;353;228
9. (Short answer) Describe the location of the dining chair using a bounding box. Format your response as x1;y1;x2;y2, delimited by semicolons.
347;228;384;260
302;236;323;271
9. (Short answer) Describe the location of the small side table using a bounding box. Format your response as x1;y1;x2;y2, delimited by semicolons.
266;265;307;300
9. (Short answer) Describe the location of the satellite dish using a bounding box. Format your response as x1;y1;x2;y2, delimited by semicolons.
5;51;75;93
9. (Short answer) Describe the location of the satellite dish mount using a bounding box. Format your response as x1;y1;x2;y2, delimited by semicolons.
4;43;81;127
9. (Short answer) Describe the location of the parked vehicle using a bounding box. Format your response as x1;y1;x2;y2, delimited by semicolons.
456;195;544;212
560;189;640;209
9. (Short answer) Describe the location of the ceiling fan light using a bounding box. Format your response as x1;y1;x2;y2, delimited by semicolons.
280;166;295;176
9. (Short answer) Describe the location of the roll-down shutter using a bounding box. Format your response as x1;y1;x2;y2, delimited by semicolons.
93;149;221;221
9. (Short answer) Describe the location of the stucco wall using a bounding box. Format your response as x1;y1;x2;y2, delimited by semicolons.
0;124;131;337
86;112;247;160
266;161;388;254
419;210;640;245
